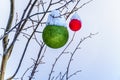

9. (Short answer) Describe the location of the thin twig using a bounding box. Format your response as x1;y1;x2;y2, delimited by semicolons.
48;32;76;80
21;65;34;80
66;0;81;19
29;44;45;80
66;32;98;80
68;70;82;79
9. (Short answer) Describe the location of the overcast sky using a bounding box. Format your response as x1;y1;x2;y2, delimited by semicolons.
0;0;120;80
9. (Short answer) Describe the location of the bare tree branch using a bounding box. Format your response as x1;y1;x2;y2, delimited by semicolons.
48;32;76;80
0;0;14;80
66;32;98;80
29;44;45;80
0;0;95;80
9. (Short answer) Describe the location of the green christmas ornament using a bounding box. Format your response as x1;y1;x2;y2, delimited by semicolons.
42;25;69;48
42;10;69;49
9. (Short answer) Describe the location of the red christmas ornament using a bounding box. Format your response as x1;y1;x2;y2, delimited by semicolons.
69;19;82;31
69;13;82;31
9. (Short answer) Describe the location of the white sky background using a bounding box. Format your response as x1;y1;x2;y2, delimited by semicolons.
0;0;120;80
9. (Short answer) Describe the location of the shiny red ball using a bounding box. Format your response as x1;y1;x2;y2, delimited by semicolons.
69;19;82;31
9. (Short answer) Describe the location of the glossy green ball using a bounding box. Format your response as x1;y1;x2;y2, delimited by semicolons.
42;25;69;49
